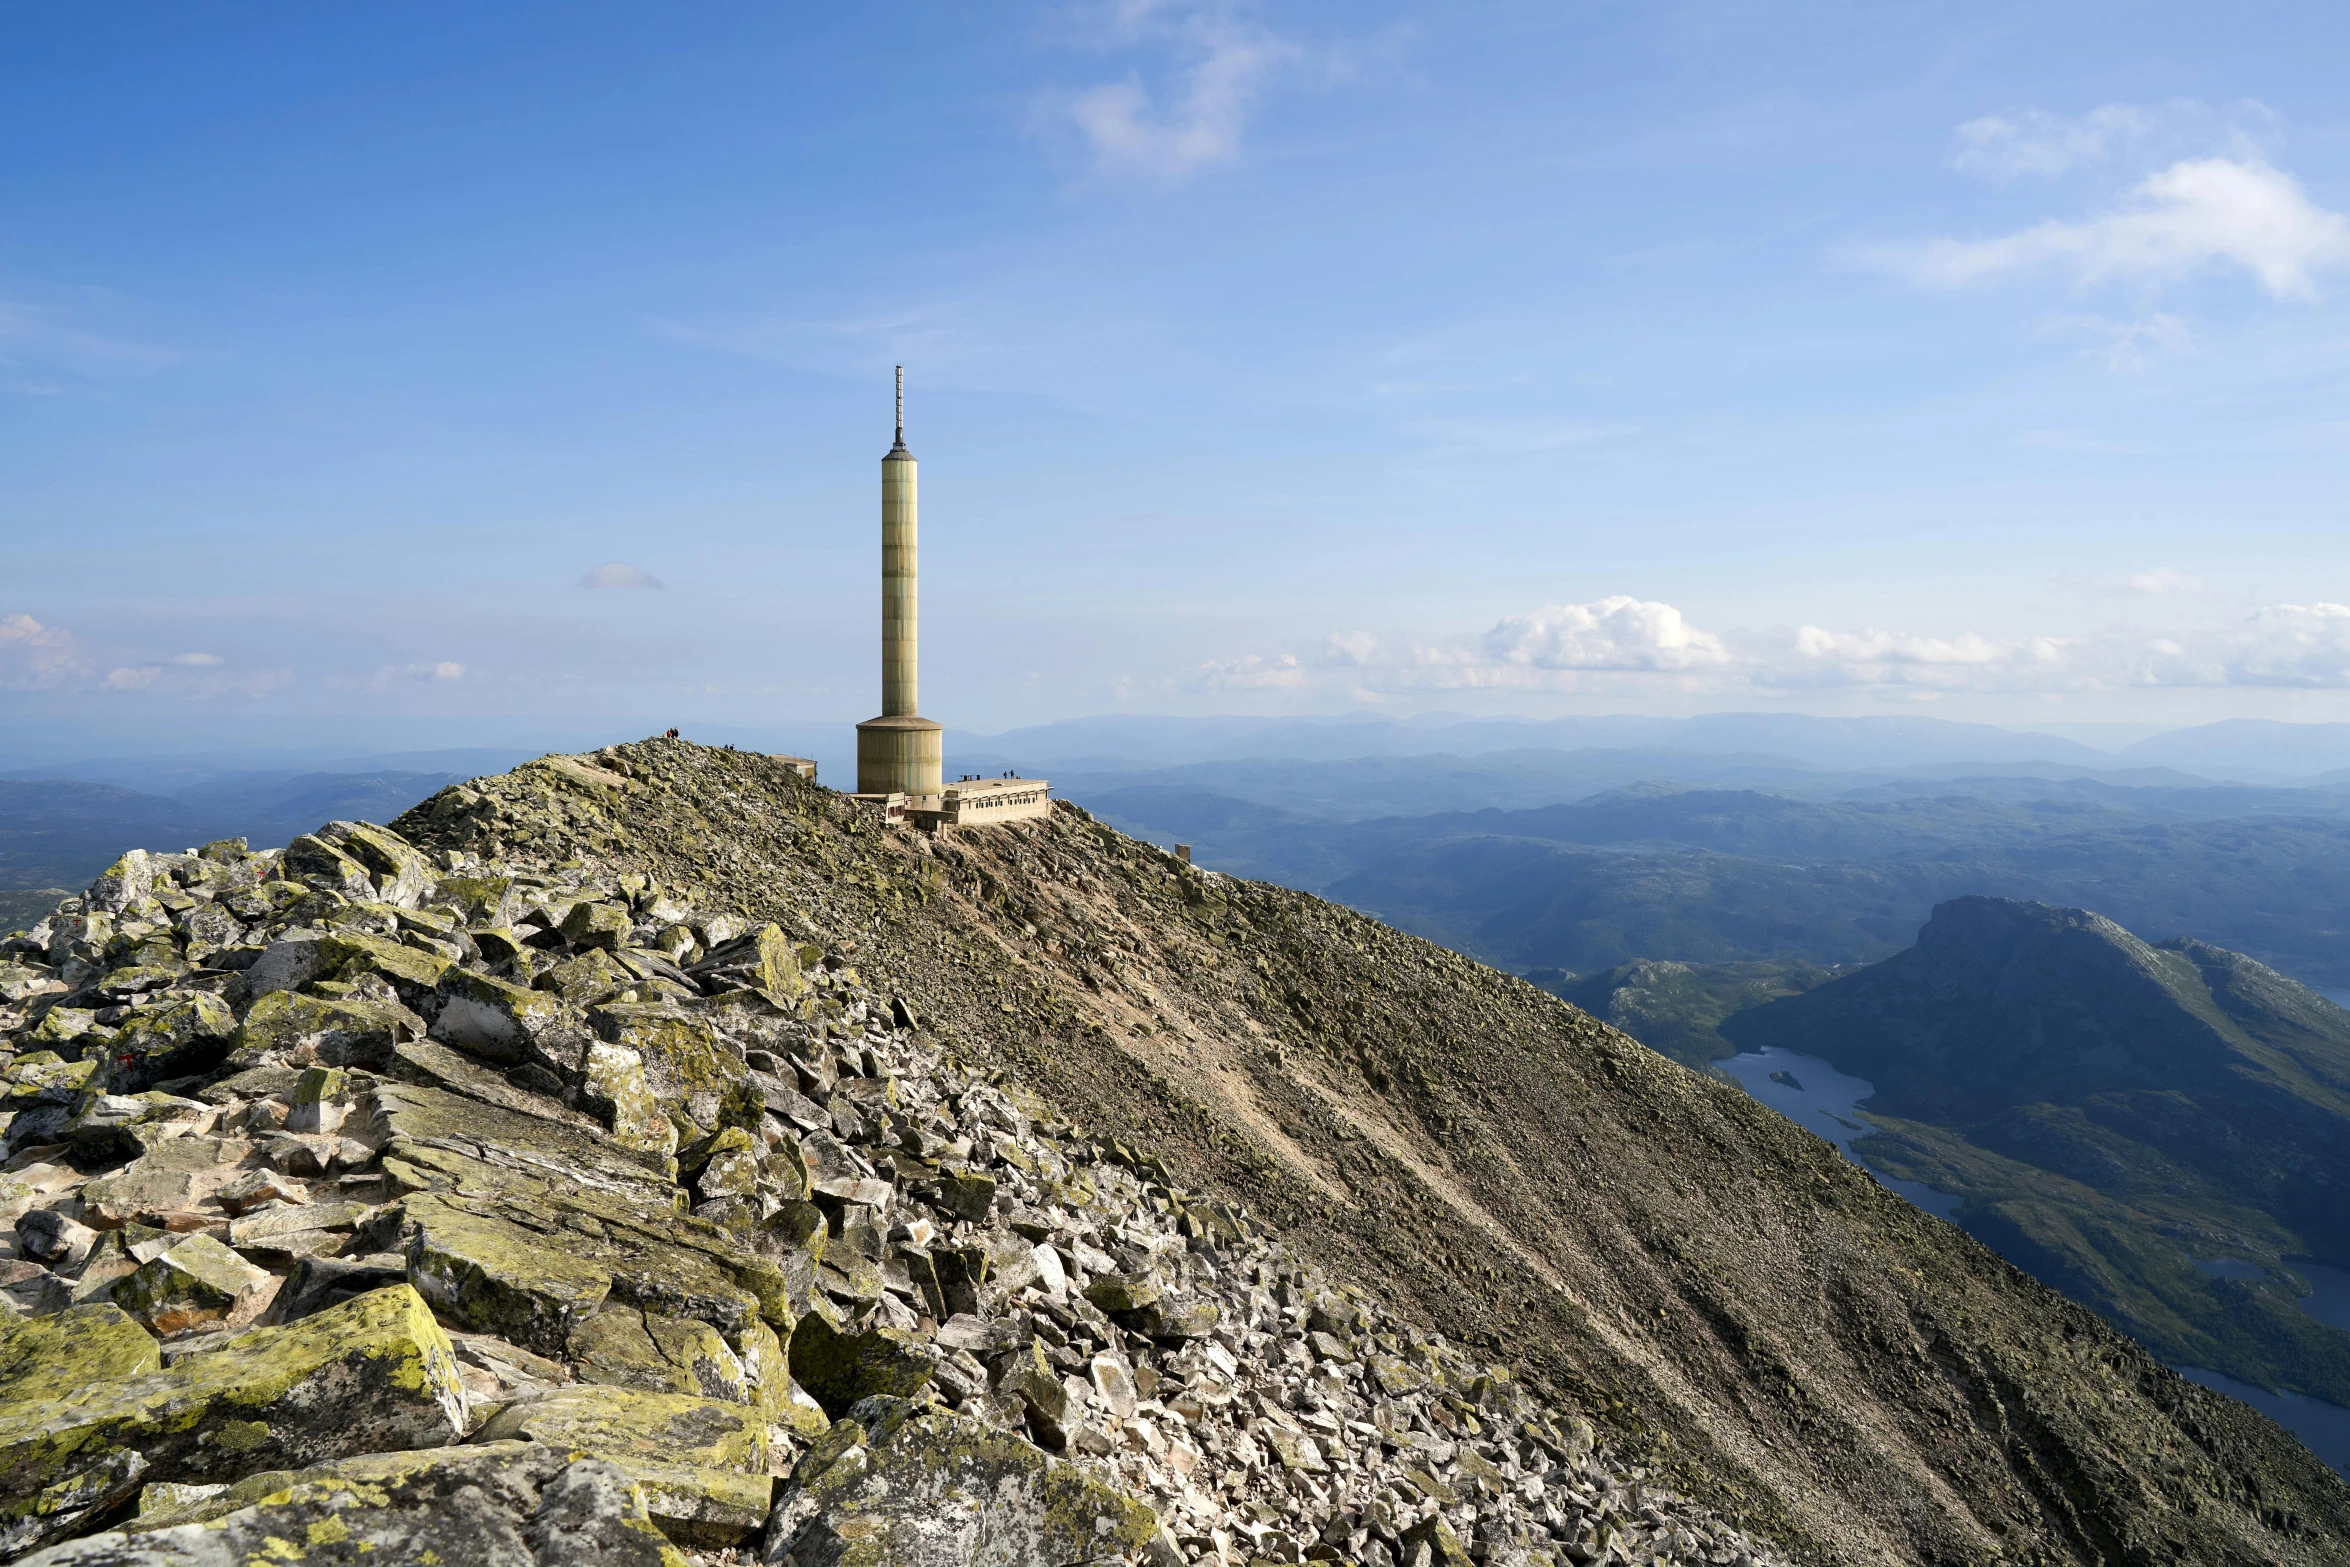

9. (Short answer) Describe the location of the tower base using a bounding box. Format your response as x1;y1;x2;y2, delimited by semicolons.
856;714;943;797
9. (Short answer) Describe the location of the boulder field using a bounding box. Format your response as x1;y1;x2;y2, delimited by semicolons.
0;772;1778;1564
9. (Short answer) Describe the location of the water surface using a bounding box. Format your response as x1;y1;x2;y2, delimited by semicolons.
1715;1048;1962;1221
2174;1366;2350;1478
2294;1260;2350;1334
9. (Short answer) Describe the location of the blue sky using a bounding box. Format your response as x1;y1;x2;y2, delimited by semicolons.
5;1;2350;739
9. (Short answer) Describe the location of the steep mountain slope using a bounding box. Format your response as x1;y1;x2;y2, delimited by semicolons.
380;741;2350;1565
1725;899;2350;1408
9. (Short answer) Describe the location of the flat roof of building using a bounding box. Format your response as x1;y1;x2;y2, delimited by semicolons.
945;774;1048;792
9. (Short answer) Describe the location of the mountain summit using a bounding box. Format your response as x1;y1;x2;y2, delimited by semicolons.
0;746;2341;1564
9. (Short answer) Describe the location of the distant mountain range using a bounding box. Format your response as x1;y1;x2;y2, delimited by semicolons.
961;711;2350;783
0;770;469;925
1080;776;2350;985
1705;898;2350;1415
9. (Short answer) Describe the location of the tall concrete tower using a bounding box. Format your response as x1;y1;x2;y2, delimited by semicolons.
855;367;944;797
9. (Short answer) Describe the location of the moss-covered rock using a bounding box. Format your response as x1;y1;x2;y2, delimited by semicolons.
316;821;434;911
0;1306;162;1412
438;873;524;929
1083;1272;1159;1314
105;995;236;1091
933;1169;996;1224
227;989;418;1072
568;1306;749;1404
79;1136;251;1229
766;1395;1157;1567
83;853;155;919
397;1152;791;1358
382;1037;592;1131
280;834;375;901
65;1091;215;1163
369;1081;675;1206
731;1318;830;1443
401;1192;616;1356
562;901;634;952
0;1284;466;1551
5;1054;99;1109
36;1444;685;1566
110;1234;278;1335
435;968;590;1073
583;1042;678;1159
318;929;451;998
590;1006;751;1134
542;948;637;1006
471;924;532;967
472;1384;772;1547
1401;1512;1476;1567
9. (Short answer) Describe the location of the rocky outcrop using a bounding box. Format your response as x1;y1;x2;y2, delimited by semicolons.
0;765;1785;1565
27;1445;681;1566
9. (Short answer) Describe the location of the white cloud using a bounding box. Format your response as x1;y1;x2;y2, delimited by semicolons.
1952;105;2156;181
0;614;85;689
2124;602;2350;688
171;651;223;666
1781;625;2070;689
1948;100;2279;184
1212;596;1733;695
1194;597;2350;700
365;660;469;688
1865;156;2350;300
578;563;666;590
1066;2;1299;178
1482;597;1732;672
102;666;159;690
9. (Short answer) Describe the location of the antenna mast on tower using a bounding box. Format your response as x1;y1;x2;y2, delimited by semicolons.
857;365;941;797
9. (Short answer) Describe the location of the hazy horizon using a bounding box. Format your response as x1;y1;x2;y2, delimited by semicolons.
17;707;2350;793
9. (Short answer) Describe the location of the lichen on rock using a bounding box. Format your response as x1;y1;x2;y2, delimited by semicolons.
0;1284;466;1552
765;1395;1157;1567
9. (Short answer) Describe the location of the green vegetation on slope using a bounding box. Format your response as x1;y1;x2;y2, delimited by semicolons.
1529;959;1838;1069
1725;897;2350;1408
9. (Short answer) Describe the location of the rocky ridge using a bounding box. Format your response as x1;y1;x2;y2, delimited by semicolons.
371;741;2350;1567
0;783;1779;1564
